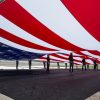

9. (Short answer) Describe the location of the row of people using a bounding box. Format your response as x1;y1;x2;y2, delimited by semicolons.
46;53;99;72
69;53;98;72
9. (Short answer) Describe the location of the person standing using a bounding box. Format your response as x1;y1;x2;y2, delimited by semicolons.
16;60;19;70
93;59;97;70
82;58;86;70
47;54;50;71
87;64;89;70
29;60;32;70
69;53;74;72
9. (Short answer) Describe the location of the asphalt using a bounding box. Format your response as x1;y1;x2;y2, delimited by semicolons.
0;69;100;100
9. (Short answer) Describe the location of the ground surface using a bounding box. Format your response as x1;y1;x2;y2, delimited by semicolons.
0;69;100;100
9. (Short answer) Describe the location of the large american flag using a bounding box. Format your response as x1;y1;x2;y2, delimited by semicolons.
0;0;100;64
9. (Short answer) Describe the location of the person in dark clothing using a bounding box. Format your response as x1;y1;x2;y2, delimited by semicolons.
87;64;89;69
29;60;32;70
93;59;97;70
16;60;19;70
82;58;86;70
97;63;98;69
69;53;74;72
47;54;50;71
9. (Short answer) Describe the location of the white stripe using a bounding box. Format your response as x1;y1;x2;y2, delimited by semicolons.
0;15;69;52
73;57;82;61
34;58;59;62
34;59;46;61
16;0;100;50
72;53;82;56
34;58;57;62
86;59;93;64
0;37;58;54
73;62;82;65
81;51;100;59
64;61;69;63
57;54;69;58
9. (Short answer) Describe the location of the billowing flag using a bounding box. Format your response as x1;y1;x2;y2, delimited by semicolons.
0;0;100;63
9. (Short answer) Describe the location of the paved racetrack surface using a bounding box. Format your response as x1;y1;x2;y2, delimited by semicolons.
0;69;100;100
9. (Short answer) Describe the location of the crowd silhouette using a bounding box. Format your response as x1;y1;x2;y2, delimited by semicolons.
44;53;99;72
68;53;98;72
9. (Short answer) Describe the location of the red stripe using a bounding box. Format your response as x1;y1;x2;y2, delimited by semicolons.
40;57;64;62
41;53;90;64
89;57;100;64
61;0;100;41
1;0;83;51
61;53;83;57
0;29;56;51
75;51;89;57
89;51;100;56
75;51;100;59
39;55;90;64
51;54;68;60
50;54;85;64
